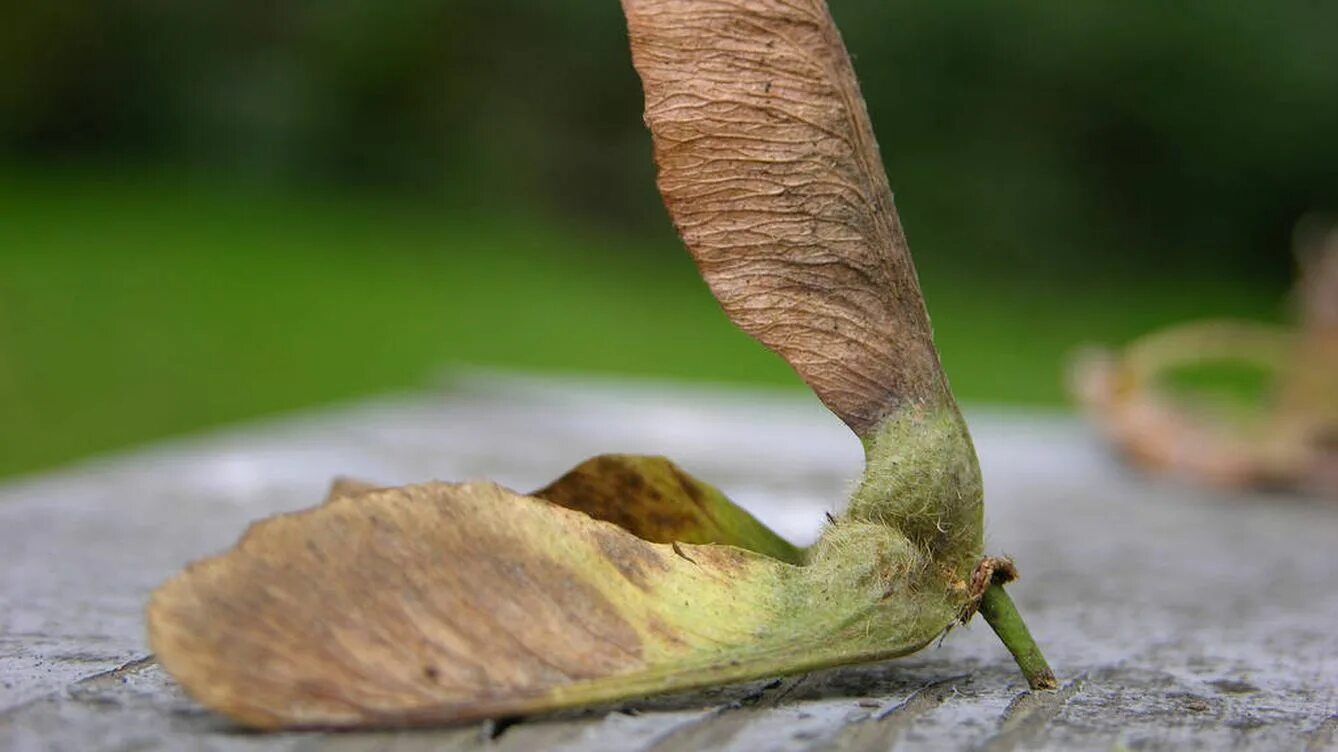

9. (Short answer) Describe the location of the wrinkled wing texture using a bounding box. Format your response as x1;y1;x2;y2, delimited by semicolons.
624;0;948;434
148;482;810;729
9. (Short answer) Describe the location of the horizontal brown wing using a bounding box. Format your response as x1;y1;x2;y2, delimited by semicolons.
147;481;950;729
147;481;791;728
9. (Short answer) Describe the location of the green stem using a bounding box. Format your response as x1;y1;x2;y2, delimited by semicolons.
979;582;1057;690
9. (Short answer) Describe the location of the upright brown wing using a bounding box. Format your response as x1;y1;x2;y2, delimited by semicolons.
623;0;952;435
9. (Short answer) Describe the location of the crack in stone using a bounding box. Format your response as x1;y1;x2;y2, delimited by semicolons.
0;655;158;720
73;655;157;687
643;674;810;752
65;655;159;709
1305;715;1338;752
974;675;1086;752
815;674;970;752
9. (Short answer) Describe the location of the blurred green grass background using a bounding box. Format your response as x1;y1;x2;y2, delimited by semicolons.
2;1;1332;479
0;170;1282;479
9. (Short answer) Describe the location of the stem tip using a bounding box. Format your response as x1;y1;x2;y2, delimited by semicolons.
979;582;1057;691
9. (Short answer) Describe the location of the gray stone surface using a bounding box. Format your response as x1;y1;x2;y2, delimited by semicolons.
1;372;1335;751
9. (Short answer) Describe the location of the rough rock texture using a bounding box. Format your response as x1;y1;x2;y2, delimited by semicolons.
2;373;1335;751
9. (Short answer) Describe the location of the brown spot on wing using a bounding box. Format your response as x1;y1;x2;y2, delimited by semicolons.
646;615;689;648
591;526;670;591
669;465;708;509
678;544;755;575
